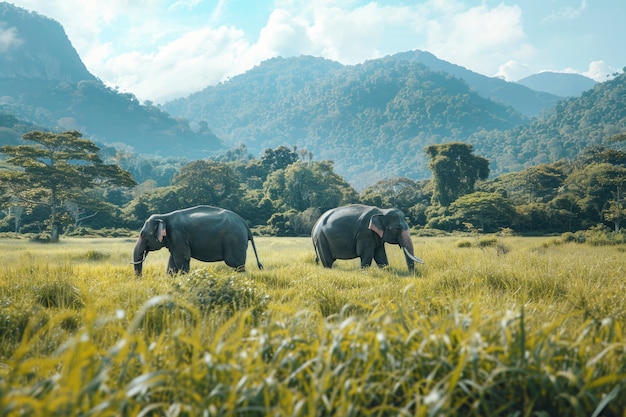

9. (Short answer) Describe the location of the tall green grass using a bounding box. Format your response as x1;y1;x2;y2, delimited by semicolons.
0;235;624;415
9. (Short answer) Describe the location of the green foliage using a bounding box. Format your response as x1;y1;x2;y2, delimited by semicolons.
172;159;243;209
425;142;490;206
0;130;136;240
175;268;269;319
34;280;84;309
449;191;516;233
469;72;626;174
263;161;359;213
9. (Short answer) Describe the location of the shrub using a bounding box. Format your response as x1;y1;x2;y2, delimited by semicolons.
175;269;269;319
478;237;498;247
33;281;84;309
456;239;472;248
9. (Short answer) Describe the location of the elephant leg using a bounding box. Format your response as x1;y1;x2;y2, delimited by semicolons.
167;255;178;275
356;240;374;268
223;240;248;272
168;253;190;275
373;246;389;268
314;235;335;268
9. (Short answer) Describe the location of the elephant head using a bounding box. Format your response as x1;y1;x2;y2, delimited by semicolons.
368;209;424;272
132;216;167;276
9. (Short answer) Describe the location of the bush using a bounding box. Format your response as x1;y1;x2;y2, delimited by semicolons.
478;237;498;247
456;239;472;248
175;269;269;319
34;280;84;309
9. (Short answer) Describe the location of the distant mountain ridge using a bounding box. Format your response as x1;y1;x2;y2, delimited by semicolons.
387;50;563;117
516;72;597;97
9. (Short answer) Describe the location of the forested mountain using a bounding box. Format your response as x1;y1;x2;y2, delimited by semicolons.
387;50;563;117
164;57;528;188
1;2;623;191
467;72;626;174
517;72;597;97
0;2;223;158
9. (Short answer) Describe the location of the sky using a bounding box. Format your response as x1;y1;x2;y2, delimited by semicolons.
6;0;625;104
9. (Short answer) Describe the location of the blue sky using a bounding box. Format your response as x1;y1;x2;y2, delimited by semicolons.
5;0;624;103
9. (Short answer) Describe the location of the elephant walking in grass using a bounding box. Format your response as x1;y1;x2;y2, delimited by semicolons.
312;204;423;272
132;205;263;276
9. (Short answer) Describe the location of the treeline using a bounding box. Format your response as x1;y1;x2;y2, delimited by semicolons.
1;132;624;239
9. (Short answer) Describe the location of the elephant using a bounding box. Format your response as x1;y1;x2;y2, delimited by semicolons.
132;205;263;276
311;204;423;272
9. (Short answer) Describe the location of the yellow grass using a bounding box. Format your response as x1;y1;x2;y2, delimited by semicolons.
0;235;625;415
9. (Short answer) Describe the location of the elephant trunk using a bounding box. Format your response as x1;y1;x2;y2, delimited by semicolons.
133;236;147;276
399;230;424;272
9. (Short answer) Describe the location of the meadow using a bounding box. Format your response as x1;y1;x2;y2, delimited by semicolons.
0;234;625;416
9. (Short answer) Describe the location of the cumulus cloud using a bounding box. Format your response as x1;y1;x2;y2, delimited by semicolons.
583;61;618;82
101;25;252;102
496;61;533;81
423;3;534;77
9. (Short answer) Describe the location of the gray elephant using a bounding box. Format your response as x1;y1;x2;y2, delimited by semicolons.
311;204;423;272
132;205;263;276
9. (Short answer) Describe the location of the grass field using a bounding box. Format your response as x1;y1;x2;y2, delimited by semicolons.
0;235;625;416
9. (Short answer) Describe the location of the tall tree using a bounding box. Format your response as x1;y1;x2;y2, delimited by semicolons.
0;130;136;241
171;160;243;210
425;142;489;206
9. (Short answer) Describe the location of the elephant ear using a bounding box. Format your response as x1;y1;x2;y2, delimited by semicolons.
368;214;384;239
156;220;166;242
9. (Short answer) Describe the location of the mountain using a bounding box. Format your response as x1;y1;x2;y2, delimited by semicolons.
388;50;562;117
0;3;93;83
466;72;626;174
0;2;224;158
516;72;597;97
164;56;528;188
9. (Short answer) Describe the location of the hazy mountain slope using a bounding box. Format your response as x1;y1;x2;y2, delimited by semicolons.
0;2;94;83
388;50;561;117
468;72;626;174
517;72;597;97
0;2;224;158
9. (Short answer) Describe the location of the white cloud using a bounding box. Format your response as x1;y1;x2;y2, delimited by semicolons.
101;25;252;102
424;3;534;77
583;61;618;82
496;61;533;81
543;0;588;22
0;25;23;52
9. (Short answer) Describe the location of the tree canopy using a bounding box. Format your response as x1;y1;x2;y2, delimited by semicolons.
425;142;490;207
0;130;136;241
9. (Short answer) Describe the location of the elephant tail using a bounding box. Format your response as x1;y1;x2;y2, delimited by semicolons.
248;231;263;270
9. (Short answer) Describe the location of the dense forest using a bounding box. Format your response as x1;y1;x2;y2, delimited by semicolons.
1;130;624;240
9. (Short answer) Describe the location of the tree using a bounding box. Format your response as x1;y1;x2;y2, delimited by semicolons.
564;163;626;229
360;177;430;223
425;142;489;206
260;146;299;173
449;192;516;233
263;161;358;212
0;130;136;241
171;160;243;210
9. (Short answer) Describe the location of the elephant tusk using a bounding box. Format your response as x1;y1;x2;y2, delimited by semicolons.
130;252;147;265
403;247;424;264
